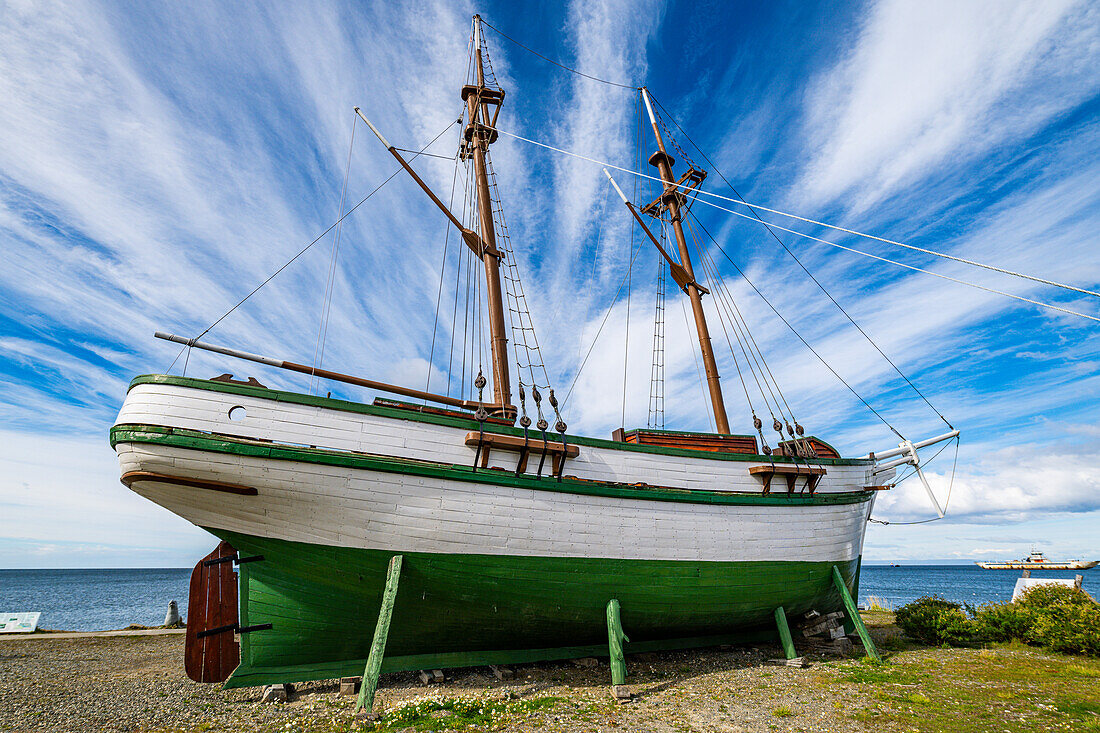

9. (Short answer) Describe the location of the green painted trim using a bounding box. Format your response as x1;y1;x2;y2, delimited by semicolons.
126;374;871;466
111;424;875;508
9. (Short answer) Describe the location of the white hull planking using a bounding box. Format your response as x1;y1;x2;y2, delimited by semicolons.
114;382;880;563
118;443;873;563
116;383;878;492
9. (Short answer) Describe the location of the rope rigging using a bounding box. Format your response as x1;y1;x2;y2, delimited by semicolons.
651;90;954;430
168;117;463;375
479;17;641;90
489;126;1100;320
648;258;666;429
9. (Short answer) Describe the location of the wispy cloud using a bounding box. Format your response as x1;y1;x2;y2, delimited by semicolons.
796;0;1097;212
1;0;1098;567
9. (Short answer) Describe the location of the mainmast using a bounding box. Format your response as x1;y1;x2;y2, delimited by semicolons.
462;15;511;414
640;88;731;434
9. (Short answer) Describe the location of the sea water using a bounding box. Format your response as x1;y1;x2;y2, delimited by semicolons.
0;568;191;631
0;565;1094;632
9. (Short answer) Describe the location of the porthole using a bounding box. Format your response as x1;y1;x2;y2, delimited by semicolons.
228;405;247;421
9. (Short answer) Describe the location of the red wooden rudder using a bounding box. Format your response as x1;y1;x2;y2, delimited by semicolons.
184;541;240;683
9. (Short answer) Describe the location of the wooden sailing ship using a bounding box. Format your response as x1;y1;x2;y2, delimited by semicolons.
110;16;958;695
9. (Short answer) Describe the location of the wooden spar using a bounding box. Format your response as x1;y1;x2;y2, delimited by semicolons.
352;108;487;258
153;332;513;414
604;169;703;295
463;15;512;415
640;87;730;434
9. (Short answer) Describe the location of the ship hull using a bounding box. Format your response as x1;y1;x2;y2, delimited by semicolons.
111;375;880;685
218;531;859;687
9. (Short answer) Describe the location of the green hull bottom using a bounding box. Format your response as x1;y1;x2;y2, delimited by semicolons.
218;530;861;688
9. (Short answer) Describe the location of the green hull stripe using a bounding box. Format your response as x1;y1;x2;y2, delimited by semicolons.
126;374;871;466
215;531;859;688
112;424;874;507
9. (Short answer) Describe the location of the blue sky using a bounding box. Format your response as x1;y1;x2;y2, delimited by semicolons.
1;0;1098;568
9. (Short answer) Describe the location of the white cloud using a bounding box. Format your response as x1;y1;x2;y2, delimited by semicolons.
873;444;1100;523
0;429;213;568
796;0;1097;211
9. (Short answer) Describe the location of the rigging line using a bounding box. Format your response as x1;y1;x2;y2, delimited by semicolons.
461;230;472;399
692;221;796;428
651;98;951;430
622;227;634;428
188;119;461;346
424;141;464;396
695;230;767;422
447;158;473;396
691;211;905;439
392;148;457;161
591;179;612;278
690;222;779;421
692;230;757;420
696;229;800;429
496;123;1100;301
682;297;715;432
310;113;358;395
479;18;640;90
561;240;647;409
689;195;1100;325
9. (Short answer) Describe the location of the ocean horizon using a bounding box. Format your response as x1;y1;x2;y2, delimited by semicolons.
0;565;1095;632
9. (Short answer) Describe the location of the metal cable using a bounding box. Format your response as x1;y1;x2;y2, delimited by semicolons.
169;119;461;374
479;18;640;90
690;211;905;438
494;124;1100;303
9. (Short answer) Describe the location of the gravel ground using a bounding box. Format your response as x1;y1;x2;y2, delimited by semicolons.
0;633;882;732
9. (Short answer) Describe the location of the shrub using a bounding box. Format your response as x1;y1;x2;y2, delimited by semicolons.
1017;584;1095;610
971;602;1035;643
1030;596;1100;656
895;596;973;645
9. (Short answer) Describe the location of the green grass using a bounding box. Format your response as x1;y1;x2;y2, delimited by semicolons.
366;695;567;732
833;611;1100;733
772;705;794;718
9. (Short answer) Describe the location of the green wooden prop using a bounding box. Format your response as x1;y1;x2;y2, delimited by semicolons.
356;555;404;714
606;599;629;685
774;606;797;660
831;565;880;662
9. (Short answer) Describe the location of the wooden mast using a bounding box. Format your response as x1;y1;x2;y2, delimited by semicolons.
463;15;511;414
640;88;731;434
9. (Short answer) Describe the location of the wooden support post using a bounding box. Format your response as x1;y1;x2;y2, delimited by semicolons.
774;607;797;660
355;555;403;715
831;565;880;662
606;599;630;697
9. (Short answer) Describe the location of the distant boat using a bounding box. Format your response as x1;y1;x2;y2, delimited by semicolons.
976;550;1097;570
